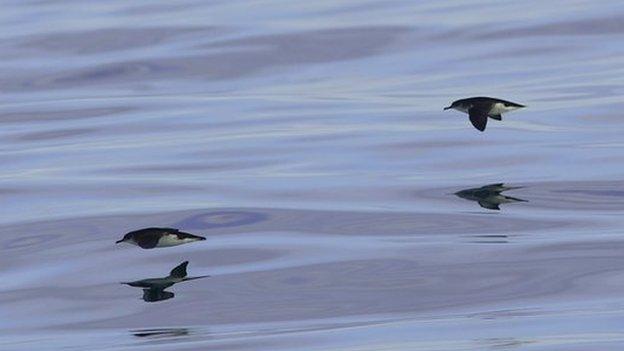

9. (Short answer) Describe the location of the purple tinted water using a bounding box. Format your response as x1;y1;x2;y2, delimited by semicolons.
2;1;624;350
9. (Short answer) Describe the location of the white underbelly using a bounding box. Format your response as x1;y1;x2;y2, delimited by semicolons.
157;234;195;247
490;103;517;115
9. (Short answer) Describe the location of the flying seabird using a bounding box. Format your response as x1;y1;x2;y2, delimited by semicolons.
455;183;527;210
116;227;206;249
444;97;525;131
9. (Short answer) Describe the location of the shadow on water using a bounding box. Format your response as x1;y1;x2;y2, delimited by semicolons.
122;261;209;303
454;183;528;211
464;234;510;244
131;328;190;338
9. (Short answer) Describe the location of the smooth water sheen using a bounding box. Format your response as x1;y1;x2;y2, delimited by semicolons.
2;1;624;350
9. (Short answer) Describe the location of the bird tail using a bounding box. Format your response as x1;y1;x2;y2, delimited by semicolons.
179;230;206;240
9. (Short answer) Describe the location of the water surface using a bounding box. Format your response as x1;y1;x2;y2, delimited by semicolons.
2;1;624;350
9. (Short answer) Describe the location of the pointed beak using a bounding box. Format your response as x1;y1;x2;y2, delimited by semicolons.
443;106;451;110
116;239;124;244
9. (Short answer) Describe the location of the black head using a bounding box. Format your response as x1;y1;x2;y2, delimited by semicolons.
444;99;468;111
116;233;132;244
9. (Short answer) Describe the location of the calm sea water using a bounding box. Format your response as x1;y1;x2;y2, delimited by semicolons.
2;1;624;350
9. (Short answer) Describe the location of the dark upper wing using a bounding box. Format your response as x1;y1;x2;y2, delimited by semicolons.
139;235;160;249
142;288;174;302
169;261;189;278
478;201;500;210
124;228;163;249
128;227;177;235
468;107;489;131
159;227;180;233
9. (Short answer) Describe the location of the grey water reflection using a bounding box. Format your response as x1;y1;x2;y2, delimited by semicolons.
122;261;209;303
465;234;510;244
455;183;527;211
132;328;190;339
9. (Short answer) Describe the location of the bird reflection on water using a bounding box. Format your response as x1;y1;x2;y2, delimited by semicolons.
122;261;209;302
132;328;190;338
455;183;527;210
